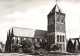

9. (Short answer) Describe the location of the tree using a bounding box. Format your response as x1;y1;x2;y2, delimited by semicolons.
73;40;76;52
50;44;59;51
77;42;80;51
0;42;3;53
21;39;34;53
73;40;79;52
0;49;2;53
66;39;74;53
40;39;47;49
12;44;20;53
34;41;40;50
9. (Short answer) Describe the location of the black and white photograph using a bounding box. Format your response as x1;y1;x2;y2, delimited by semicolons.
0;0;80;56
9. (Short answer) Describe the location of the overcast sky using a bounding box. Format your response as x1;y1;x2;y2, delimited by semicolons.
0;0;80;44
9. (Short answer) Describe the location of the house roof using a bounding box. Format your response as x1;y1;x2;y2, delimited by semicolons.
8;27;47;38
71;38;79;40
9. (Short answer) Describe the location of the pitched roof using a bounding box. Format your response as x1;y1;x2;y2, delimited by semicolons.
71;38;79;40
53;4;61;12
49;4;62;14
8;27;47;38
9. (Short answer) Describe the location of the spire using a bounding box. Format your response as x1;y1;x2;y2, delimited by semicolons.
56;0;57;4
49;0;61;14
48;0;62;16
52;4;61;12
54;0;61;12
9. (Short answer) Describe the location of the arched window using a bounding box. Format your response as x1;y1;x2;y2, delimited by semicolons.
57;16;60;22
61;18;64;23
57;35;59;42
63;36;64;42
60;35;62;42
61;17;65;24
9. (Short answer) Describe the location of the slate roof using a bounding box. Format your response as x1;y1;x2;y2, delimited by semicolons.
48;4;62;15
8;27;47;38
52;4;61;12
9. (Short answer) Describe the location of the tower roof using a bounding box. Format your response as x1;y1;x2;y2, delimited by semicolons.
48;4;62;16
52;4;61;12
49;4;62;14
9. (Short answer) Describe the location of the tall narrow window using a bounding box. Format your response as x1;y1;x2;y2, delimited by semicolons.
63;36;64;42
49;36;50;44
51;35;53;44
16;37;18;44
52;35;55;43
60;35;61;42
57;16;60;22
61;17;64;24
61;18;64;23
53;37;55;44
49;36;51;45
21;38;22;45
57;35;59;42
50;35;52;44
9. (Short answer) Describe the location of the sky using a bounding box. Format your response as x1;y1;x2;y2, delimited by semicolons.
0;0;80;44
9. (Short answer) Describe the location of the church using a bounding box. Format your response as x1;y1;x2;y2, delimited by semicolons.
5;2;66;52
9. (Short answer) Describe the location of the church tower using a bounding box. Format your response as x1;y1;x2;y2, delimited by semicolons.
47;2;66;51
